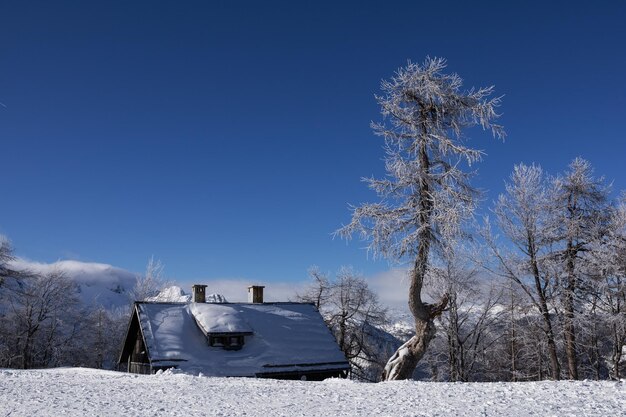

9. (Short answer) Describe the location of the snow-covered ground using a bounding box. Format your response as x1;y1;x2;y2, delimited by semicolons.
0;368;623;416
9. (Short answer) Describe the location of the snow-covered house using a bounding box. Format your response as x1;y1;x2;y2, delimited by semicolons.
118;285;350;380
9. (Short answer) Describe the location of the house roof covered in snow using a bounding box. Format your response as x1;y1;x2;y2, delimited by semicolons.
120;301;350;377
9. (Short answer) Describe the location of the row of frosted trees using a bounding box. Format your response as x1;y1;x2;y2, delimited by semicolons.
335;57;625;381
0;262;128;369
424;159;625;382
304;172;624;382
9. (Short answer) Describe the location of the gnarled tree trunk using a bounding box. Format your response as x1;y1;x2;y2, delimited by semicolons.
382;320;435;380
382;233;448;380
381;292;449;380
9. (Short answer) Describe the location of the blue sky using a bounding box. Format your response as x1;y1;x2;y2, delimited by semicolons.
1;1;625;284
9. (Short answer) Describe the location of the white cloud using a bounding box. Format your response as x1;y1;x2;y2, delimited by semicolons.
10;258;138;286
365;268;411;312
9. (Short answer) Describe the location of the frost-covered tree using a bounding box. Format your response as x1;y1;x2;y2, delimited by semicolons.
0;236;28;286
484;161;626;381
298;266;333;310
129;256;168;302
588;195;626;379
338;57;504;380
0;236;13;283
426;249;504;382
553;158;612;379
488;163;562;380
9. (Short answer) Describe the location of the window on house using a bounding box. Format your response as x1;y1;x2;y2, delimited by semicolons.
210;336;225;347
209;334;245;350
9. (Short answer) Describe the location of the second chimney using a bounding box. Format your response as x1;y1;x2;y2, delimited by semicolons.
192;284;207;303
248;285;265;303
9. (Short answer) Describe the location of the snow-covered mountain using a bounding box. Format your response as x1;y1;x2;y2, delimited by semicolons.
146;285;191;302
9;259;137;310
145;285;228;303
7;259;234;310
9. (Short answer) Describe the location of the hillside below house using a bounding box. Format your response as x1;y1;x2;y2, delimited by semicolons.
118;285;350;380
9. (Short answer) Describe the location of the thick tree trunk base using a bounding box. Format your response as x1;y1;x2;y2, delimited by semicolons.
382;319;436;381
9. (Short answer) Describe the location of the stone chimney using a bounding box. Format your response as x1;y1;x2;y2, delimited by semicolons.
248;285;265;303
192;284;207;303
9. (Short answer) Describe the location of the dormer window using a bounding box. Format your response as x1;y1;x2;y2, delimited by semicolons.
208;334;247;350
190;302;254;351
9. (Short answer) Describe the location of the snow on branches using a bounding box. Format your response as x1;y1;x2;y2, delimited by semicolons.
337;57;504;380
338;57;504;261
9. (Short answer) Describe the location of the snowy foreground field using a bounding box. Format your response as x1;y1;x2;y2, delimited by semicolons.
1;368;624;417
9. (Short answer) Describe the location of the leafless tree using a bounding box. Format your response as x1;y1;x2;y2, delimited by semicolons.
0;236;13;283
298;266;333;310
0;268;79;368
487;163;562;379
337;57;504;380
79;304;129;369
587;196;626;379
129;256;168;302
552;158;613;379
0;236;30;286
424;246;505;382
298;266;389;381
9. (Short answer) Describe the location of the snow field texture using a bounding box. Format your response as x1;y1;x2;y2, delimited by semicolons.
1;368;625;416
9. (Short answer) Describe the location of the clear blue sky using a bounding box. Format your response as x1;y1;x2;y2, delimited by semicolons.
1;1;625;283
